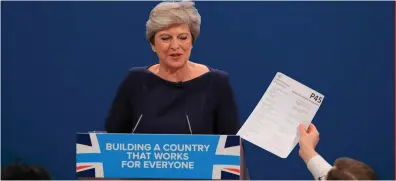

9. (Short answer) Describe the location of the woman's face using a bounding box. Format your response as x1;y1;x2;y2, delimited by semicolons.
151;24;193;70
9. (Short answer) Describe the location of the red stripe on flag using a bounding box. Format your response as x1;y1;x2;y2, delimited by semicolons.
225;168;240;173
77;165;92;170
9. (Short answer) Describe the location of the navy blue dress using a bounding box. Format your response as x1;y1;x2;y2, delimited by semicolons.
104;66;240;135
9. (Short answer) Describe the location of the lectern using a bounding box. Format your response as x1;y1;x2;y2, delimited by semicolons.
76;133;247;180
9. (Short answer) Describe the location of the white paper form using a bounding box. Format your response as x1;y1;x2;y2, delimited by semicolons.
237;72;324;158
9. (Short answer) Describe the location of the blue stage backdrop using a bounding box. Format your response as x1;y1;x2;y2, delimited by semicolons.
2;1;394;180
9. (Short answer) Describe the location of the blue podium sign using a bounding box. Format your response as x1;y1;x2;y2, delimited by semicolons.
76;133;241;179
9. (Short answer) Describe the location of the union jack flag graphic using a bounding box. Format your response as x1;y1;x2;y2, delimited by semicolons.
76;133;104;177
212;135;241;180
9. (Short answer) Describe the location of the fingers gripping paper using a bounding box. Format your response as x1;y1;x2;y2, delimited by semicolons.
237;72;324;158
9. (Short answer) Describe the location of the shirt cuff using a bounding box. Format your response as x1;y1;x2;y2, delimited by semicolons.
307;154;333;180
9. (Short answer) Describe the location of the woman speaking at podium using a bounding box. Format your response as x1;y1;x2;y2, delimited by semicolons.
104;1;240;135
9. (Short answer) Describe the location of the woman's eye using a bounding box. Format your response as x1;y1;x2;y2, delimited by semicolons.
179;36;187;40
161;37;170;41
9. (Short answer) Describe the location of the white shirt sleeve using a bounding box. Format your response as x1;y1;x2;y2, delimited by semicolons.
306;154;333;180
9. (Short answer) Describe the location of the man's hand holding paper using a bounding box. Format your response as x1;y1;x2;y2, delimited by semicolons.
237;72;324;158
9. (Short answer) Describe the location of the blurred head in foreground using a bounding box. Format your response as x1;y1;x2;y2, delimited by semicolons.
327;157;376;180
2;163;51;180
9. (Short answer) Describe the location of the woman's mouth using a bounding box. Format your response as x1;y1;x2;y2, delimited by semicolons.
170;53;182;59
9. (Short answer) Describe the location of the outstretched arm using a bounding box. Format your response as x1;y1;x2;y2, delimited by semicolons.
298;123;332;180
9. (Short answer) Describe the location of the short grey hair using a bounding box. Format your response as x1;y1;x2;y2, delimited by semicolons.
146;1;201;44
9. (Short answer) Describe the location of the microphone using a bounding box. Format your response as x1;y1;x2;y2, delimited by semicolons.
132;114;143;133
132;113;192;134
185;114;193;134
